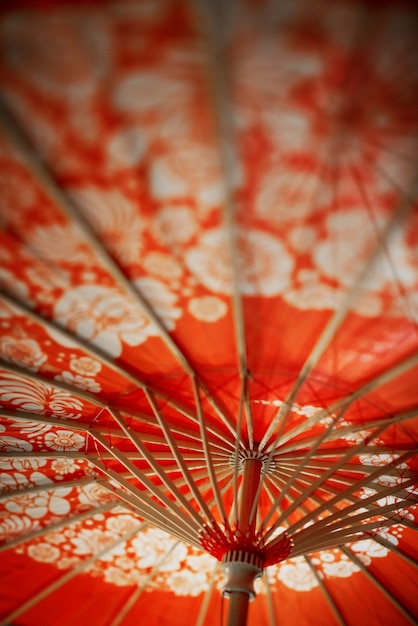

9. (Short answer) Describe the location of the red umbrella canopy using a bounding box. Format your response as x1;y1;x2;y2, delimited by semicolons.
0;0;417;625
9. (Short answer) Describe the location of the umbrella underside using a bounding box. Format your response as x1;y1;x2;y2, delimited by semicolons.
0;0;417;624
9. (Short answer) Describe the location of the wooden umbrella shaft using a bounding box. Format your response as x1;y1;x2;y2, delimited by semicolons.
224;458;263;626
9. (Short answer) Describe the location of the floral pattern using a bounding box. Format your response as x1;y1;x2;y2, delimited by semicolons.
0;0;417;623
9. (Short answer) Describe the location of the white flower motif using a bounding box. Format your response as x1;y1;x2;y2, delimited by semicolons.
322;559;359;578
44;430;85;452
70;356;102;377
185;228;294;296
187;296;227;322
0;512;33;540
55;371;101;393
54;283;181;358
51;458;80;475
25;224;95;264
107;127;146;167
78;483;113;507
0;336;47;371
70;187;144;265
5;491;71;519
0;372;83;418
151;206;198;247
71;528;114;555
143;252;183;281
28;543;60;563
276;558;318;591
105;514;139;535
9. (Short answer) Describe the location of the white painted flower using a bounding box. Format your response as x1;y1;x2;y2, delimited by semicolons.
151;206;198;247
5;491;71;519
0;435;32;453
163;569;209;597
104;567;146;587
185;228;293;296
28;542;60;563
70;356;101;377
0;470;28;491
143;252;183;281
131;528;185;571
78;483;113;507
255;168;327;225
0;457;47;473
187;296;228;322
70;187;144;265
276;558;318;591
0;372;83;418
51;458;80;475
107;126;146;167
26;224;95;264
322;559;359;578
114;72;186;113
54;283;180;358
0;512;33;540
71;528;115;555
44;430;85;452
0;336;47;371
55;371;101;393
105;514;139;535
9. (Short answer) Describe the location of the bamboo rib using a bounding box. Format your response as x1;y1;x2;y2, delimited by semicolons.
0;523;148;626
258;174;418;453
266;450;416;547
304;556;347;626
108;408;211;528
193;377;230;528
261;420;398;539
274;407;418;454
194;0;254;451
0;104;236;438
339;546;418;626
144;389;219;525
0;358;236;456
87;461;202;547
0;290;220;431
264;574;278;626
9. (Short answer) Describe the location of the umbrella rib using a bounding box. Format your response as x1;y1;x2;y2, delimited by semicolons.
0;502;117;553
0;106;236;437
275;406;417;454
194;0;253;450
108;408;209;529
258;175;418;453
292;498;417;553
304;556;347;626
266;449;415;545
193;377;230;528
268;371;418;452
87;462;202;546
91;430;206;530
144;389;218;527
261;409;413;538
0;357;236;456
0;522;148;626
0;291;236;449
339;545;418;626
